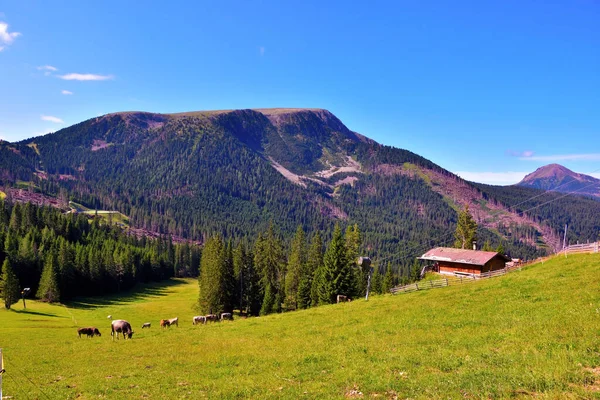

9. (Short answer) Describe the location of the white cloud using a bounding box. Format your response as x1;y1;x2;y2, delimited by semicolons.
454;171;529;186
61;90;73;95
259;46;265;56
589;173;600;179
37;65;58;71
41;115;64;123
506;150;534;158
519;153;600;162
0;22;20;49
58;73;114;81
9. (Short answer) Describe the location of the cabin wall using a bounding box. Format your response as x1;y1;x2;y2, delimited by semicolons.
482;258;506;272
438;261;482;275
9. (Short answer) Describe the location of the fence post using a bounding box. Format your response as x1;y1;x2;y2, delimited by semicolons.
0;348;4;400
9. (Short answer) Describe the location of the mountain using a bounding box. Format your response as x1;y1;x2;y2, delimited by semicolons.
1;108;599;266
517;164;600;198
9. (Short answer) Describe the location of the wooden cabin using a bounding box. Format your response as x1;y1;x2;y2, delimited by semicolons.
418;247;510;276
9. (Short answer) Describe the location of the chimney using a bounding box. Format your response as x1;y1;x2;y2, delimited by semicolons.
472;241;477;251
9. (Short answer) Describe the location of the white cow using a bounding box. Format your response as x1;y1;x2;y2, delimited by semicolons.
193;316;207;325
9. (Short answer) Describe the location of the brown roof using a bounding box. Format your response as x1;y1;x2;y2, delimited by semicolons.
418;247;510;266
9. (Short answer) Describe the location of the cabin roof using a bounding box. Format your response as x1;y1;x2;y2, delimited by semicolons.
418;247;510;266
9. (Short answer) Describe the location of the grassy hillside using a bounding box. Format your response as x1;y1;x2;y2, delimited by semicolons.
1;253;600;399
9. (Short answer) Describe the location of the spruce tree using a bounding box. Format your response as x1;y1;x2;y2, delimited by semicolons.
284;226;305;310
345;224;363;296
2;259;20;309
454;205;477;249
37;253;61;302
198;235;227;315
382;264;394;293
255;224;285;315
306;231;324;308
317;224;354;304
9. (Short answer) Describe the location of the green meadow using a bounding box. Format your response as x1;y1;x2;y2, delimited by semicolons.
1;253;600;399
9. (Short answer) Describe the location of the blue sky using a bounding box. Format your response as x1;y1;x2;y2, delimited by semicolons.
1;1;599;185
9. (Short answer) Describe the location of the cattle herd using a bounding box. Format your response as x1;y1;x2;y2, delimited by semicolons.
76;313;235;340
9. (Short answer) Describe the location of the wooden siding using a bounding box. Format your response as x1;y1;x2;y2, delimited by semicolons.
437;255;507;276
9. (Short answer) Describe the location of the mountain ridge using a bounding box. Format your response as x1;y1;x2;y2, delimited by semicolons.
517;163;600;198
1;108;599;265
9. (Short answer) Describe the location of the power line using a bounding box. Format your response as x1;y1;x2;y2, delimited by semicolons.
371;166;600;267
3;353;52;400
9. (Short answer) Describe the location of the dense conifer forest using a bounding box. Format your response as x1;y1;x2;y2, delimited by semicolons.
1;108;597;271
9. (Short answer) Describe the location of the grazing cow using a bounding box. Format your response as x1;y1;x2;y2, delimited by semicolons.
77;327;101;338
193;316;207;325
141;322;151;329
205;314;219;323
220;312;233;321
160;319;170;328
167;317;179;327
336;294;351;303
111;319;134;340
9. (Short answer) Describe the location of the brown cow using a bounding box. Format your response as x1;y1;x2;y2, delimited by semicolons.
77;327;101;338
160;319;170;328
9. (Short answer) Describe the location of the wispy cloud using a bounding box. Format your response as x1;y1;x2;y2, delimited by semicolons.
0;21;21;51
58;73;114;81
61;90;73;95
37;65;58;71
506;150;534;158
519;153;600;162
259;46;265;56
41;115;64;124
454;171;528;186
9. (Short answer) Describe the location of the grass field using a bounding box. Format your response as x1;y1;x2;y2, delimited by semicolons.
1;253;600;399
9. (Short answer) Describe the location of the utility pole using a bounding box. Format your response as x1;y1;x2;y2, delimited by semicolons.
365;267;374;301
563;224;568;258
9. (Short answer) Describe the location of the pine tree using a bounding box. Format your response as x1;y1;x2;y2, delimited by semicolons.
37;253;61;302
198;235;227;315
345;224;363;296
371;266;383;294
306;231;324;308
382;264;394;293
255;224;286;315
317;224;354;304
2;259;20;309
454;205;477;249
284;226;305;310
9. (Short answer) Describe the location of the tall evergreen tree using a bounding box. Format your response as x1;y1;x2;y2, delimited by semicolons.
284;226;305;310
2;258;20;309
454;204;477;249
37;253;60;302
382;264;395;293
255;224;286;315
306;231;324;308
198;235;228;315
316;224;354;304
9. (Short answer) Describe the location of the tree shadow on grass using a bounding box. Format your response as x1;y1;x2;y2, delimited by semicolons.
66;278;189;310
14;309;67;318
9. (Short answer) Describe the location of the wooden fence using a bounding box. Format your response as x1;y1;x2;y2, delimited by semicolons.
390;263;523;294
563;242;599;255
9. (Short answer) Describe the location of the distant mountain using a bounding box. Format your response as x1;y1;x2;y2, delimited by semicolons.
1;108;599;266
517;164;600;198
